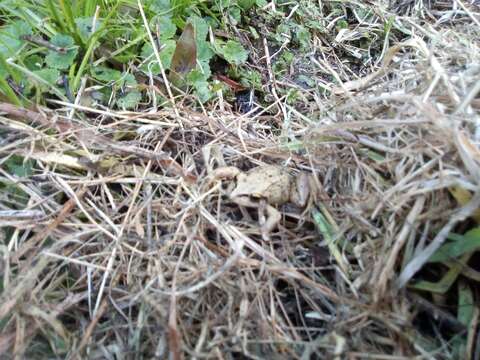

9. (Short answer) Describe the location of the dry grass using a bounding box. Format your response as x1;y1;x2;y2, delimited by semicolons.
1;1;480;359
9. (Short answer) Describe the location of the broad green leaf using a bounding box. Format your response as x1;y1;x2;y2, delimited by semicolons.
274;23;291;43
286;89;299;104
140;39;176;74
197;40;214;62
150;0;171;14
198;59;211;79
123;73;138;86
336;20;349;30
116;90;142;109
4;155;34;177
239;68;261;89
228;7;241;24
217;40;248;65
33;68;61;90
24;55;44;71
155;16;177;40
91;66;123;83
238;0;256;10
428;227;480;263
45;35;78;70
186;16;213;73
187;69;213;103
0;20;32;58
75;17;101;41
187;15;209;43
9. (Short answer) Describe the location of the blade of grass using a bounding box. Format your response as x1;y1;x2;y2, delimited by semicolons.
410;253;472;294
0;77;22;106
0;54;22;105
46;0;68;34
84;0;98;17
72;2;120;91
58;0;84;46
312;207;350;276
452;282;474;359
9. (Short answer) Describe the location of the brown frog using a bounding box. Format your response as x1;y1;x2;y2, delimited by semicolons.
211;165;311;240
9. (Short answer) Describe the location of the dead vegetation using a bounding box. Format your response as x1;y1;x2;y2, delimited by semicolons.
1;1;480;359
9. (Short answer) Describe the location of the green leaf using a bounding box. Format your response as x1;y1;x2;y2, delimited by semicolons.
228;7;241;24
33;68;61;89
140;39;176;74
155;16;177;40
238;0;256;10
187;69;213;103
0;20;32;58
286;89;299;104
217;40;248;65
336;19;349;30
4;155;34;177
312;208;350;274
150;0;172;14
123;73;138;86
45;35;78;70
295;25;311;48
116;90;142;110
91;66;123;83
428;227;480;263
198;59;212;79
24;55;44;71
239;68;261;89
186;15;209;43
197;40;214;62
75;17;101;41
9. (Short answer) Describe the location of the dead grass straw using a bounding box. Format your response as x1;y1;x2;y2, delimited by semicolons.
1;1;480;358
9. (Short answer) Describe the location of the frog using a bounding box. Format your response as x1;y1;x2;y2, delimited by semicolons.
210;165;311;240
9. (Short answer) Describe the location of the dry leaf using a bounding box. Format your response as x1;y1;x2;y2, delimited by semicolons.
169;23;197;88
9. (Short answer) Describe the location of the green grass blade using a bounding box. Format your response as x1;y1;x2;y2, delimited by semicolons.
72;1;120;91
410;253;472;294
46;0;68;33
0;76;22;106
312;207;350;276
429;227;480;263
58;0;84;45
0;54;22;105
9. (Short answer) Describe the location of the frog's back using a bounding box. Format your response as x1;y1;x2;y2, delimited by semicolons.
243;165;291;204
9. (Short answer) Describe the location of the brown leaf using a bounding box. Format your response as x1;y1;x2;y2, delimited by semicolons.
169;23;197;87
